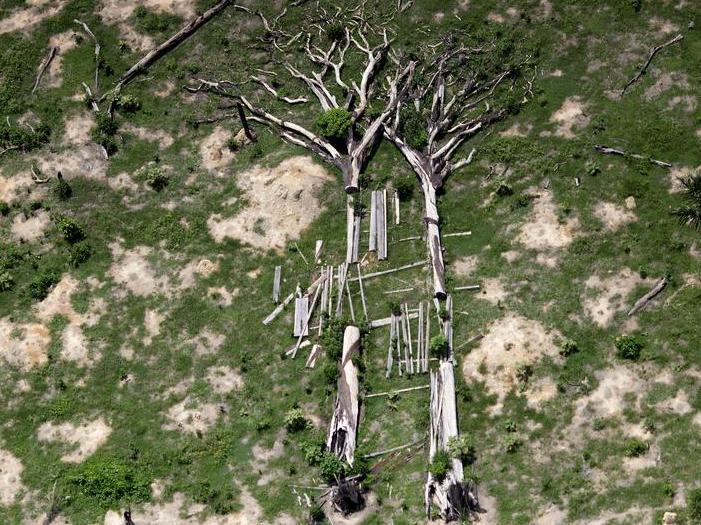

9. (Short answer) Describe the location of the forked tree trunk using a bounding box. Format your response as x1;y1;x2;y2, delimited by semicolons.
421;178;446;299
327;325;361;466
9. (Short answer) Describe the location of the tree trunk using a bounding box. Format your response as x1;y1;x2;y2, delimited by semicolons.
342;159;361;193
421;178;446;299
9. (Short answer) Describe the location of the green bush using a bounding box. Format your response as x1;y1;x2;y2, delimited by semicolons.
114;94;141;113
615;334;643;360
393;175;414;201
429;334;449;359
0;120;50;152
494;177;513;196
69;241;92;267
141;165;169;191
0;201;9;215
428;450;451;481
29;269;59;300
447;435;475;464
321;316;349;361
316;108;352;141
688;487;701;523
309;504;326;524
399;106;427;150
133;5;182;35
68;455;151;509
319;452;346;482
504;435;521;453
91;112;118;155
285;408;309;433
55;217;85;244
624;439;648;457
321;362;338;385
52;177;72;201
0;271;14;292
560;340;579;357
301;439;325;466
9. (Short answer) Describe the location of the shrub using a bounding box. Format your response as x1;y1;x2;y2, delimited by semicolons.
503;419;517;433
494;177;513;196
624;439;648;457
0;201;9;215
319;452;346;482
0;120;50;152
688;487;701;522
68;455;151;508
322;362;338;385
428;450;451;481
309;504;326;524
321;316;348;361
429;334;449;359
285;408;309;433
673;171;701;229
560;339;579;357
615;334;643;361
142;165;169;191
55;217;85;244
301;439;325;466
52;177;72;200
326;22;345;42
0;271;14;292
29;269;59;300
69;241;92;267
316;108;352;141
114;94;141;113
504;435;521;453
91;112;118;155
399;106;428;150
447;435;475;464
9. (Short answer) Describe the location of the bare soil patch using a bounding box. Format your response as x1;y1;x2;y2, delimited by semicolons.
500;122;532;137
205;365;243;394
143;309;165;345
582;268;646;327
123;123;174;149
593;201;637;231
10;210;51;242
0;318;51;369
109;244;167;297
452;255;479;276
462;313;562;413
516;191;579;251
548;97;589;138
45;31;80;89
37;417;112;462
668;95;697;112
648;17;679;37
668;165;699;193
207;156;334;251
0;0;68;35
476;277;509;306
0;170;33;203
643;70;689;100
164;396;221;434
0;448;24;505
199;125;235;174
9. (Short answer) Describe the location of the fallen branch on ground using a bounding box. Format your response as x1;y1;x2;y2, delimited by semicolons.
628;277;667;316
32;47;57;94
621;34;683;95
366;384;429;398
362;439;424;459
594;144;672;168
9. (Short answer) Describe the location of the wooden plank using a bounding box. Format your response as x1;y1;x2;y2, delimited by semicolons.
305;344;322;368
369;311;419;328
356;264;368;320
366;384;430;398
346;278;356;323
262;292;294;325
417;302;424;373
424;302;431;372
384;287;415;294
454;284;480;291
404;303;414;374
335;263;347;316
386;314;395;378
294;297;309;337
394;190;400;225
396;314;403;377
369;191;377;252
290;282;324;357
273;265;282;303
346;195;356;263
348;261;424;282
443;231;472;238
314;240;323;265
352;213;361;264
379;188;387;260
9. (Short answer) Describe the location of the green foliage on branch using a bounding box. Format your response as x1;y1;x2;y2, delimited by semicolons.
316;108;352;141
615;334;643;361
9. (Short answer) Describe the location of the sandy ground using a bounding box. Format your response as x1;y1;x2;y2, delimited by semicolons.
500;122;533;137
143;309;165;345
462;313;561;413
0;448;25;505
593;201;637;231
199;126;235;174
0;318;51;369
123;123;175;149
668;165;699;193
644;70;690;100
44;30;80;89
451;255;479;276
0;0;68;35
582;268;646;327
516;191;579;251
206;366;243;394
108;244;167;297
37;417;112;462
207;156;334;252
0;170;33;203
548;97;589;138
10;210;51;242
103;485;295;525
164;396;221;434
207;286;240;307
475;277;509;305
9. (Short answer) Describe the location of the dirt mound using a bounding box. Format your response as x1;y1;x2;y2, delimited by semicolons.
548;97;589;138
199;126;235;174
0;170;33;203
582;268;646;327
0;448;24;505
0;0;68;35
207;156;334;251
462;313;562;413
164;396;221;434
593;201;637;231
37;417;112;462
476;277;509;305
206;366;243;394
516;191;579;252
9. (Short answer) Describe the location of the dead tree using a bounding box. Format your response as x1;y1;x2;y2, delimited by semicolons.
384;35;529;298
187;6;415;193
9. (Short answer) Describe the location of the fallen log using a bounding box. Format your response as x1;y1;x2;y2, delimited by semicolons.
369;311;418;328
327;326;361;465
594;144;672;168
622;34;683;95
109;0;236;95
628;277;667;316
32;47;57;94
